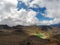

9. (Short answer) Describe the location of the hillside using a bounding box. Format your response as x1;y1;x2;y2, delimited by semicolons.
0;25;60;45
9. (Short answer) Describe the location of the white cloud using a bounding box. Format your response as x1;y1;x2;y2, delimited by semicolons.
44;0;60;19
29;0;44;8
0;0;38;26
0;0;60;26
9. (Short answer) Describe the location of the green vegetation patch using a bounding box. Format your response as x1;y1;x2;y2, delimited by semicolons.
36;33;44;39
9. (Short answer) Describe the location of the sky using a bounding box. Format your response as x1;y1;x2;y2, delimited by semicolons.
0;0;60;26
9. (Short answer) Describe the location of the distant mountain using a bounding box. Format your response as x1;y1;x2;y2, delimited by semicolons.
38;25;53;31
0;24;55;31
0;25;11;29
0;25;24;29
12;25;23;29
0;24;60;31
51;23;60;28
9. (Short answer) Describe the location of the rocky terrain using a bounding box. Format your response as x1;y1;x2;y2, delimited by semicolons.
0;25;60;45
20;35;60;45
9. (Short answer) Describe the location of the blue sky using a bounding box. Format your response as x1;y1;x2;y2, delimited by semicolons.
0;0;60;26
17;0;54;21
